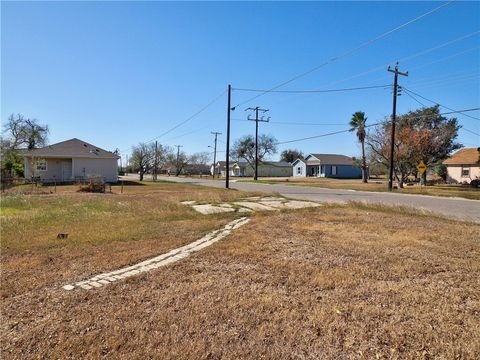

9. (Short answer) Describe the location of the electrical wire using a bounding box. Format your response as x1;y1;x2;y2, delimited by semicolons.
233;84;391;94
119;89;226;153
402;87;480;121
461;128;480;137
232;1;454;108
316;29;480;90
274;108;480;145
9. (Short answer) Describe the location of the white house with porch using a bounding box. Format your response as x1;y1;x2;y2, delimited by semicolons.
292;153;362;178
23;138;119;183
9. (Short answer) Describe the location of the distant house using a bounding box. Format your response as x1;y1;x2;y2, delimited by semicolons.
183;163;211;176
443;147;480;184
243;161;292;177
23;138;119;183
292;153;362;178
211;161;248;177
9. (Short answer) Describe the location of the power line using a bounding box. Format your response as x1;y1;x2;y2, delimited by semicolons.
120;89;226;153
408;45;480;72
274;108;480;145
232;1;454;108
319;29;480;90
462;128;480;137
146;89;226;143
402;87;480;121
232;118;345;126
233;84;391;94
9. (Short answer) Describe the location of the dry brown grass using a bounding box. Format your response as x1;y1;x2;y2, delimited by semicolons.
0;181;253;298
243;177;480;200
2;192;479;359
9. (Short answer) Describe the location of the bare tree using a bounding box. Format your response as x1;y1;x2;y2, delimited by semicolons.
130;143;155;181
232;134;278;171
3;114;49;150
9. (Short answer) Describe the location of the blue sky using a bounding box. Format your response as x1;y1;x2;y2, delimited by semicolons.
2;1;479;163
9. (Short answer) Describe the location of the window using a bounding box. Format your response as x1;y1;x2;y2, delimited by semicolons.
35;159;47;171
332;165;337;175
461;165;470;177
297;167;302;175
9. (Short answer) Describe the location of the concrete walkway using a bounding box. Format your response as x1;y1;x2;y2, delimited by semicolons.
143;176;480;223
63;217;250;291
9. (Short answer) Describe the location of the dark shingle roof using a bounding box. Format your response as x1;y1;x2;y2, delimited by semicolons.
22;138;119;159
308;153;356;166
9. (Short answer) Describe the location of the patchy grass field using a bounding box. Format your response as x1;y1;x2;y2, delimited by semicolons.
0;181;253;298
1;182;479;359
240;177;480;200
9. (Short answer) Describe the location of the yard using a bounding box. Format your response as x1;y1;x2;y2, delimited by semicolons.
1;181;479;359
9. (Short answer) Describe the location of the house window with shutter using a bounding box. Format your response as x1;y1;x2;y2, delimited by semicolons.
461;165;470;177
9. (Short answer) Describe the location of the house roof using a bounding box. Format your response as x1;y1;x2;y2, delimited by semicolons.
215;161;248;168
22;138;119;159
261;161;291;167
443;148;480;165
292;158;305;166
306;153;356;166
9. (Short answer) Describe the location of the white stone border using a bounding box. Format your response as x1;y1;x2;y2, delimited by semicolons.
63;217;250;291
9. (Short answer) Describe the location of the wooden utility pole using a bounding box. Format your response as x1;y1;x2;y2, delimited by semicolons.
175;145;183;176
153;141;158;181
226;84;232;189
387;62;408;192
210;131;221;178
246;106;269;180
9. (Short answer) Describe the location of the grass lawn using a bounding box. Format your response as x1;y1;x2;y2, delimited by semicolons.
239;177;480;200
1;181;479;358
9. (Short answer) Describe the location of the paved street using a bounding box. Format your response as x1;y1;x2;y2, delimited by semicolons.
124;175;480;223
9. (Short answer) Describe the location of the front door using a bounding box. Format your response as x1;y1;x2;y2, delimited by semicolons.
62;161;72;182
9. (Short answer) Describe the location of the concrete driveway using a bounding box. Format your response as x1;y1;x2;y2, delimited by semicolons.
123;175;480;223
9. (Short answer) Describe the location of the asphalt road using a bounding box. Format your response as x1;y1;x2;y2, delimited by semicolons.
125;175;480;223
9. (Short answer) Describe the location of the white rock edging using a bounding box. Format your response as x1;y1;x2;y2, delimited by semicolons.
63;217;250;291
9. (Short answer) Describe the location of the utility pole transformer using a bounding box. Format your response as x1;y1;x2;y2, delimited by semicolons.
211;131;221;178
246;106;270;181
387;62;408;192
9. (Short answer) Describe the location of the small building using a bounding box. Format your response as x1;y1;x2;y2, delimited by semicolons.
443;147;480;184
23;138;119;183
292;153;362;178
243;161;292;177
211;161;248;177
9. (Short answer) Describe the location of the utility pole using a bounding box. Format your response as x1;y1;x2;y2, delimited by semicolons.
210;131;221;178
226;84;232;189
387;62;408;192
246;106;270;181
125;154;128;175
154;141;158;181
175;145;183;177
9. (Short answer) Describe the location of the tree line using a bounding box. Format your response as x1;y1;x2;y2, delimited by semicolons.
129;143;210;180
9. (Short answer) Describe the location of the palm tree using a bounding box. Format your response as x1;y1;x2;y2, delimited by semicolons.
350;111;368;183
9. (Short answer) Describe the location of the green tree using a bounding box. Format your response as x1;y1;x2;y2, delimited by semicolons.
349;111;368;183
280;149;304;163
367;106;461;188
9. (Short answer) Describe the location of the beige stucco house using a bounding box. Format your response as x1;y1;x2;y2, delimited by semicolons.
23;138;119;183
443;147;480;184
